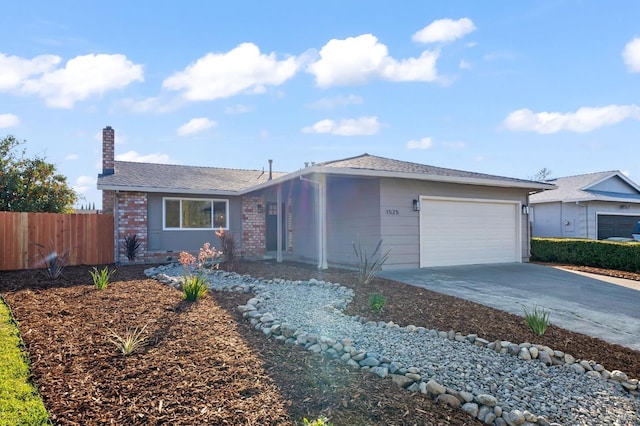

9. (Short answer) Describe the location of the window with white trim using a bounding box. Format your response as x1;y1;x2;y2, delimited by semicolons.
163;198;229;230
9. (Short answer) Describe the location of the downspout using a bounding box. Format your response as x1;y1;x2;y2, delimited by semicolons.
575;202;587;238
299;174;328;269
276;185;282;263
114;190;119;264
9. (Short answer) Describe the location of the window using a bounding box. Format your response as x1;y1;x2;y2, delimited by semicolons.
163;198;228;230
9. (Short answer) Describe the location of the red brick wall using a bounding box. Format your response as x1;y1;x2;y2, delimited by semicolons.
242;195;265;257
116;192;148;263
102;126;114;172
102;190;115;215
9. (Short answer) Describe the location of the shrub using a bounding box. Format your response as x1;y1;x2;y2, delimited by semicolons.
90;266;115;290
182;274;208;302
215;227;238;272
32;239;71;279
352;238;390;285
531;237;640;272
108;324;148;356
523;305;550;336
368;293;386;314
122;234;141;262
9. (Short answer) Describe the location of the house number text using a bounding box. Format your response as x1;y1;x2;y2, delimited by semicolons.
385;209;399;215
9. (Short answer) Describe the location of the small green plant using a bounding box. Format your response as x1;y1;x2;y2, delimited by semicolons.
182;274;208;302
302;416;333;426
122;234;141;262
523;305;550;336
108;324;148;355
352;237;390;285
216;227;238;272
368;293;386;314
32;239;72;279
90;266;115;290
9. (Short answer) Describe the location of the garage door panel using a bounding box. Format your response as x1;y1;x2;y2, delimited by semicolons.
597;215;640;240
420;199;519;267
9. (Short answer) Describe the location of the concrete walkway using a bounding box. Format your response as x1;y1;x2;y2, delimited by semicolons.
378;263;640;351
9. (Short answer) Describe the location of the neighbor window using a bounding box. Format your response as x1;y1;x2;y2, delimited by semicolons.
163;198;228;230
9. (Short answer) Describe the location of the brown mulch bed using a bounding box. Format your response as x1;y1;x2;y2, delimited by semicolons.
0;261;638;425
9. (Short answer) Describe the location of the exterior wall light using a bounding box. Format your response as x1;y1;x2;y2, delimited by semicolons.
522;205;530;215
413;199;420;211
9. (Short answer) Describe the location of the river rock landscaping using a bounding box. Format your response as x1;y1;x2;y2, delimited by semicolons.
1;260;639;425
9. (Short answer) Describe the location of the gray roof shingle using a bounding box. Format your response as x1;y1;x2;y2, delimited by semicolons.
317;153;542;185
530;170;640;203
97;161;286;193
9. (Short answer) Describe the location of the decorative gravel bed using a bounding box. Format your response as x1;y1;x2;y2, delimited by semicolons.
148;265;640;426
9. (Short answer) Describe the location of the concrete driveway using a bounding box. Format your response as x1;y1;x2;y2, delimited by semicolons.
378;263;640;351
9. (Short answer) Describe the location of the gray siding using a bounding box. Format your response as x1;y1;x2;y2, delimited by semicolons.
532;201;640;239
590;176;639;194
147;193;243;253
325;177;381;267
290;180;319;262
380;178;530;269
532;202;563;238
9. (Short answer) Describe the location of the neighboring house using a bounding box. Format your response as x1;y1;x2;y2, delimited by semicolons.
97;126;553;270
530;171;640;240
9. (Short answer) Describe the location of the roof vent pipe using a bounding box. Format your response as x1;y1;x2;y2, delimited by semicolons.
268;159;273;180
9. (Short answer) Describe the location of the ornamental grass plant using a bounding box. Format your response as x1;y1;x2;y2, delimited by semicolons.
523;305;550;336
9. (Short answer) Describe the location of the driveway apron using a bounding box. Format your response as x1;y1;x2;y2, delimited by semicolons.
378;263;640;351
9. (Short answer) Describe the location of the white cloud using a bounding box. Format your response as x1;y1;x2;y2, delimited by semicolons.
406;137;433;149
21;54;144;108
0;113;19;128
381;50;439;82
307;34;439;87
177;117;217;136
163;43;299;101
502;105;640;134
64;153;79;161
306;94;363;109
225;104;253;114
116;150;171;163
120;96;183;114
459;60;471;70
623;37;640;73
73;175;95;194
412;18;476;44
0;53;60;91
302;116;380;136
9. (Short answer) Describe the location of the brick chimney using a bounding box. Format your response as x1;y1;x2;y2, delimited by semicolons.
102;126;115;176
101;126;115;214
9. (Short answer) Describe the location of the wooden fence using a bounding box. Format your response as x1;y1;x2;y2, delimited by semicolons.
0;212;114;271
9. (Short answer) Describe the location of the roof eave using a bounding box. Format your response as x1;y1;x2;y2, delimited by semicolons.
97;184;242;196
241;166;555;193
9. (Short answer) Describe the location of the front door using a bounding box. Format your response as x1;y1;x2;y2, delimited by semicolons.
266;202;286;251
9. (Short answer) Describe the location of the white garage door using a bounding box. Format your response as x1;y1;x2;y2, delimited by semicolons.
420;197;520;267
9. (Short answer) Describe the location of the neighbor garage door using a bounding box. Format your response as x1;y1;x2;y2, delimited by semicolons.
420;198;520;267
597;214;640;240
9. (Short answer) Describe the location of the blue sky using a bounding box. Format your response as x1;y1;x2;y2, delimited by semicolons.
2;1;640;208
